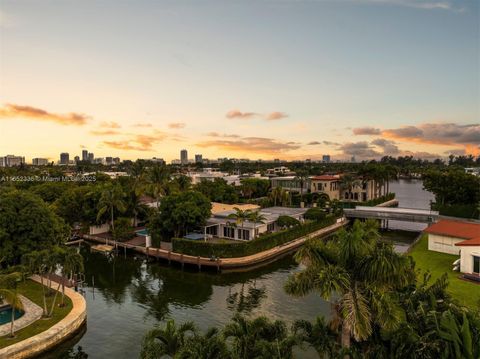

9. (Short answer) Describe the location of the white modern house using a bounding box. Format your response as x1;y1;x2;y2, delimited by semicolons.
424;219;480;276
202;207;307;241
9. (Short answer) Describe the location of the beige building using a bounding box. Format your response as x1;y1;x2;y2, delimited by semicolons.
310;175;341;200
455;238;480;276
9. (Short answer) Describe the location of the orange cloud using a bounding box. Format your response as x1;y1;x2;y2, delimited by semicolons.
99;121;121;128
132;123;153;128
197;136;301;155
266;112;288;120
0;103;89;125
103;132;168;151
168;122;186;129
226;110;258;119
90;130;121;136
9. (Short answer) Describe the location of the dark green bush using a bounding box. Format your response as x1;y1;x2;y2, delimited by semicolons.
112;217;134;242
432;203;479;219
276;215;300;228
172;216;337;258
304;207;327;221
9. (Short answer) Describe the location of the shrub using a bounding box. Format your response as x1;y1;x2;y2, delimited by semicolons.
304;207;327;221
276;215;300;229
432;203;479;219
112;217;134;242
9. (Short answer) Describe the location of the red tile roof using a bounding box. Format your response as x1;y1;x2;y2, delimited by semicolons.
424;220;480;239
311;175;340;181
455;237;480;246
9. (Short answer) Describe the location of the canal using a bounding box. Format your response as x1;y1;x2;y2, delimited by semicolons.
41;179;434;359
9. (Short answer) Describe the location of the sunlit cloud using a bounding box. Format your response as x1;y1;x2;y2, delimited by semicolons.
99;121;121;129
0;103;89;125
168;122;186;129
226;110;259;119
205;132;241;138
90;130;121;136
102;131;168;151
197;136;301;155
266;112;288;120
352;126;381;135
132;123;153;128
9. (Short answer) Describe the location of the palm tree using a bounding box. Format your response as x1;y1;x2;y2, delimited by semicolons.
293;316;339;358
227;208;251;240
145;164;170;206
269;187;291;207
339;174;361;201
22;250;48;316
59;247;84;307
247;210;267;239
177;328;230;359
0;272;23;337
97;184;126;231
294;171;310;204
223;314;297;359
140;319;196;358
285;220;413;350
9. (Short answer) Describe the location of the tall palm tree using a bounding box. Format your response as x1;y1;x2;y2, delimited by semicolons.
59;247;84;307
177;328;230;359
285;220;413;349
294;171;310;204
293;316;339;358
97;184;126;231
145;164;170;206
22;250;48;316
247;210;267;239
227;208;251;240
0;272;23;337
140;319;196;358
340;174;361;201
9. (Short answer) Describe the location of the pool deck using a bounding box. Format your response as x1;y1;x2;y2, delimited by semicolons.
0;296;43;337
83;218;347;271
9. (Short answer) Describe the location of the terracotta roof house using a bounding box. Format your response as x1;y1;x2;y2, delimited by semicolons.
424;219;480;276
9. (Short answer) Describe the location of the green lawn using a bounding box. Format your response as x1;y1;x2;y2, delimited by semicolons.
0;279;73;348
409;235;480;309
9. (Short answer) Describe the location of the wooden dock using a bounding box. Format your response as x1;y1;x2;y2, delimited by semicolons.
82;219;347;271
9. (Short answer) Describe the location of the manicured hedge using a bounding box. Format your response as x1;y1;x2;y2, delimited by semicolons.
172;216;338;258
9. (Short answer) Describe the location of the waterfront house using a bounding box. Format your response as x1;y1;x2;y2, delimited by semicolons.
424;219;480;277
203;207;307;241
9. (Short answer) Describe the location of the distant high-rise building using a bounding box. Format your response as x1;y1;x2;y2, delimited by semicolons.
180;149;188;165
32;158;48;166
322;155;331;163
105;157;113;165
351;156;356;163
1;155;25;167
82;150;88;161
113;157;121;164
60;152;69;165
195;154;203;163
74;156;80;163
88;153;94;162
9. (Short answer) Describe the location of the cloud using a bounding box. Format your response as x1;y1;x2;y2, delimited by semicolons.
339;0;463;12
266;112;288;121
197;136;301;155
132;123;153;128
339;141;382;158
307;141;321;145
205;132;241;138
371;138;400;155
102;132;168;151
99;121;121;129
323;140;341;146
0;103;89;125
226;110;258;119
168;122;186;129
352;126;381;135
90;130;121;136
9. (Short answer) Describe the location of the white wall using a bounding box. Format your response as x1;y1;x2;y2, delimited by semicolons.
427;234;462;255
89;223;110;235
459;246;480;274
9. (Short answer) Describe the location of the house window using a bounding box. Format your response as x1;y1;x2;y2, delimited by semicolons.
267;222;275;231
237;229;250;240
223;226;235;238
474;256;480;274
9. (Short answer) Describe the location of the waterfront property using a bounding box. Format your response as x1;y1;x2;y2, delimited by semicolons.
424;220;480;255
270;174;379;202
203;206;308;241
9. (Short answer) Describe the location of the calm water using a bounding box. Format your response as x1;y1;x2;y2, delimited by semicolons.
40;179;432;359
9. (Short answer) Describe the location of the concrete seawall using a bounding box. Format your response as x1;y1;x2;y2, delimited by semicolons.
0;276;87;359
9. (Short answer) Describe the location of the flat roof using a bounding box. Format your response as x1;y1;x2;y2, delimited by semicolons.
211;202;260;214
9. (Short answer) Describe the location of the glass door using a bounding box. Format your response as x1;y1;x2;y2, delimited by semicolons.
474;256;480;274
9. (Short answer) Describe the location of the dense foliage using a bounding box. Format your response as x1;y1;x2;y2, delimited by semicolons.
304;207;327;221
0;190;69;265
195;178;239;204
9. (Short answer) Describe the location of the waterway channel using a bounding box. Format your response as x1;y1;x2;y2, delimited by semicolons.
40;179;434;359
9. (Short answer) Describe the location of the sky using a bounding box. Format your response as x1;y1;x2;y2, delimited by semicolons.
0;0;479;162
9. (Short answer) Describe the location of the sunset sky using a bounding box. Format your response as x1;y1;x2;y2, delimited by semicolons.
0;0;478;162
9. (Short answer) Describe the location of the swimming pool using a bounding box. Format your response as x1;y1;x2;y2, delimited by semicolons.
0;306;24;325
136;229;148;236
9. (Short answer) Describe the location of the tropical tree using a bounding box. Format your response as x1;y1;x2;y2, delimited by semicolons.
269;187;291;207
22;250;49;316
59;247;84;307
177;328;230;359
0;272;23;337
247;210;267;238
227;208;251;239
294;171;310;203
96;184;126;231
339;174;361;201
140;319;196;359
292;316;339;358
285;220;414;349
144;164;170;206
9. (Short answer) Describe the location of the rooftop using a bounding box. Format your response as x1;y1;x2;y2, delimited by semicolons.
211;202;260;215
455;237;480;247
310;175;340;181
424;219;480;239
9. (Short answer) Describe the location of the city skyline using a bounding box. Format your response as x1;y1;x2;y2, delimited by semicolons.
1;0;479;162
